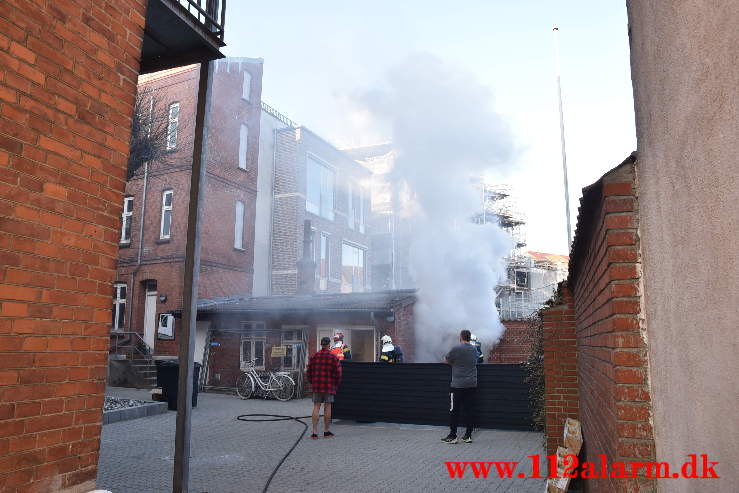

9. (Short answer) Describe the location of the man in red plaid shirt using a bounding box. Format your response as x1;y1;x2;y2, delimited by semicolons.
306;336;342;439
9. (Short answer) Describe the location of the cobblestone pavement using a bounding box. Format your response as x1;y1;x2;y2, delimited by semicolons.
99;387;545;493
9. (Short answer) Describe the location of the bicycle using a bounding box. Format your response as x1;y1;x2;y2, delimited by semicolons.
236;360;295;401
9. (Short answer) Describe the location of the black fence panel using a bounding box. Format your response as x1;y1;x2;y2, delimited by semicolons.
332;363;534;430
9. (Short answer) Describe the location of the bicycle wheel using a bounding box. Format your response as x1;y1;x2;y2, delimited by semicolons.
270;374;295;401
236;373;255;400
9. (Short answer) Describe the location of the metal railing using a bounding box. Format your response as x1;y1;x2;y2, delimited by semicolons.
172;0;226;42
110;331;152;360
261;101;299;128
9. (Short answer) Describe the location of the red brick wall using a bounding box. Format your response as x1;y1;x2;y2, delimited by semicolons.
547;159;656;493
375;300;415;362
542;287;578;455
205;330;241;387
0;1;146;492
115;60;263;354
490;319;535;364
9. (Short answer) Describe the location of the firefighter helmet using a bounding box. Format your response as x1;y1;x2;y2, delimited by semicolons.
381;335;392;344
470;333;478;341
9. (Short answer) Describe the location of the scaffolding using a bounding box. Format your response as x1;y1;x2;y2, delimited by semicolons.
472;181;568;320
472;182;527;251
495;252;567;320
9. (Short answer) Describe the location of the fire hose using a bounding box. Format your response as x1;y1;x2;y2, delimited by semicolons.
235;413;316;493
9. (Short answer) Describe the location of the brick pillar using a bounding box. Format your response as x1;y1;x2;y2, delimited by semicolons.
542;285;578;455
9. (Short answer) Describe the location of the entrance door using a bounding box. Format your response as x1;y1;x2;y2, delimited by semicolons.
144;289;157;351
350;329;376;362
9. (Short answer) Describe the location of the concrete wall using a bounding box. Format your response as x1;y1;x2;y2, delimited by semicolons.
627;2;739;491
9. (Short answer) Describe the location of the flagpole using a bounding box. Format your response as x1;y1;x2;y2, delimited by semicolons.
553;26;572;249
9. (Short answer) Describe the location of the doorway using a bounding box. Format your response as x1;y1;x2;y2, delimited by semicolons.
143;286;157;351
350;329;375;362
316;326;376;362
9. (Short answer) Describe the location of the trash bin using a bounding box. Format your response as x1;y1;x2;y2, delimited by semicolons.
155;359;201;411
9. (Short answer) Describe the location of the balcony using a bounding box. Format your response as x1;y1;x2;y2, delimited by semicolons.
141;0;227;74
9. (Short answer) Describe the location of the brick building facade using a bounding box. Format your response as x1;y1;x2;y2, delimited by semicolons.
114;58;263;357
0;2;154;491
183;290;415;392
268;126;372;296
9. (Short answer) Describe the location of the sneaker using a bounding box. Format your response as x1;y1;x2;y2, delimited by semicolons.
462;434;472;443
441;434;458;444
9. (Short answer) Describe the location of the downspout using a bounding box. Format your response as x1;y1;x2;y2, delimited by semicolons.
127;95;154;334
127;160;149;331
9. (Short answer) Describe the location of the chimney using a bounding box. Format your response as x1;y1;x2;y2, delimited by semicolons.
296;219;316;294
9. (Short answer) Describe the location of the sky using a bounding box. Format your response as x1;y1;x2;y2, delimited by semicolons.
222;0;636;255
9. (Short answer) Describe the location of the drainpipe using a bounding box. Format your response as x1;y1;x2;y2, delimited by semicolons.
127;94;154;336
127;159;149;334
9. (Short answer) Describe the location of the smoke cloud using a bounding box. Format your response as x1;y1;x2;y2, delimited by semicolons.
360;53;515;361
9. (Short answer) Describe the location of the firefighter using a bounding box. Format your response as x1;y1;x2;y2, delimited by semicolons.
330;332;352;361
470;333;484;364
379;335;404;363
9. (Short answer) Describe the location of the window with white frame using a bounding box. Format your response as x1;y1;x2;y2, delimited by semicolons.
281;328;305;370
112;283;126;330
166;102;180;150
240;322;266;369
238;124;248;169
306;156;334;220
242;71;252;101
234;200;244;250
341;242;365;293
160;189;173;239
120;197;133;243
348;182;365;233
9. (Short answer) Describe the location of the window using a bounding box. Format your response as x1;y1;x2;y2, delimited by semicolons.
317;232;329;291
281;329;305;370
160;190;173;239
241;336;266;369
234;200;244;250
112;283;126;330
240;322;266;369
120;197;133;244
515;270;529;289
306;156;334;220
166;102;180;150
238;124;248;170
242;71;252;101
348;182;365;233
157;313;174;339
341;243;365;293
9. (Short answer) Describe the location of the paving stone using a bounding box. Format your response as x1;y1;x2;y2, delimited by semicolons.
98;388;545;493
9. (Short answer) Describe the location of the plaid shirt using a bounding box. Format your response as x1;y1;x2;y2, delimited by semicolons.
306;348;342;394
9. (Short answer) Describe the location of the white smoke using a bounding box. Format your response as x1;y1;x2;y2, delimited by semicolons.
359;53;515;361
